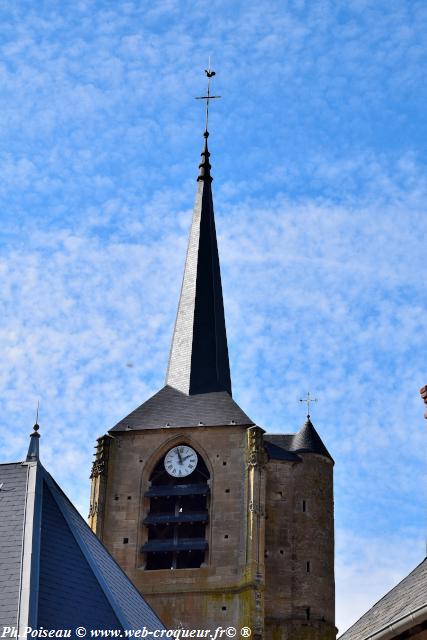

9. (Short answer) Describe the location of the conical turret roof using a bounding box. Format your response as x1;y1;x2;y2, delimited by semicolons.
291;417;333;461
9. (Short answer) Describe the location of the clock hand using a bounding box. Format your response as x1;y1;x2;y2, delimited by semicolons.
181;455;194;462
176;448;184;464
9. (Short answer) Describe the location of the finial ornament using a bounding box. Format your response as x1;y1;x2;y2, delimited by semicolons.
34;400;40;431
195;62;221;134
299;392;318;418
26;401;41;461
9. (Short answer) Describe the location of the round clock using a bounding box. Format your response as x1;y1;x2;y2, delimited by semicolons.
164;445;198;478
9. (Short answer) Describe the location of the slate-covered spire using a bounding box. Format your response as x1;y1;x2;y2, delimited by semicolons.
165;130;231;396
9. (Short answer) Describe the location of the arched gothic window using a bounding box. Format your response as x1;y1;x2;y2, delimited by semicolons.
143;444;210;570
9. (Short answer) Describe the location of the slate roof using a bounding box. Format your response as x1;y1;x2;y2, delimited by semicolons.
292;417;333;460
264;440;301;462
166;133;232;396
38;477;122;630
264;418;333;462
0;454;165;632
0;463;29;629
110;384;254;431
340;558;427;640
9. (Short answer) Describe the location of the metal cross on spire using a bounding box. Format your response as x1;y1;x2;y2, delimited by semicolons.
299;392;318;418
195;61;221;134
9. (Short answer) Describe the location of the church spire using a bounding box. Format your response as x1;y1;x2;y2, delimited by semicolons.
165;70;231;396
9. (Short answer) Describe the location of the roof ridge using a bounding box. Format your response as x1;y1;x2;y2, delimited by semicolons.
17;461;42;632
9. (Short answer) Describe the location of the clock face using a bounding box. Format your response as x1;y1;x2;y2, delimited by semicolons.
164;445;198;478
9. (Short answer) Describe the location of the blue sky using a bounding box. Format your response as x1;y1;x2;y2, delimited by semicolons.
0;0;426;633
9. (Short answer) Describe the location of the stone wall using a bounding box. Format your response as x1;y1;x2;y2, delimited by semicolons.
264;453;335;640
89;426;335;639
90;425;264;632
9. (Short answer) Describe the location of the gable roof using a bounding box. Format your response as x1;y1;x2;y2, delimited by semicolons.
0;458;165;633
110;384;254;431
340;558;427;640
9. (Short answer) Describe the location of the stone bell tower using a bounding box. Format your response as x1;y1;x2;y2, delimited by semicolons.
89;71;336;640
